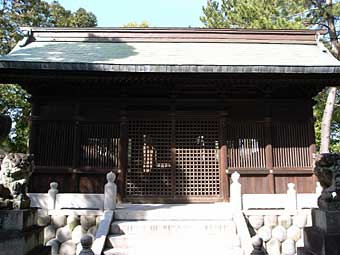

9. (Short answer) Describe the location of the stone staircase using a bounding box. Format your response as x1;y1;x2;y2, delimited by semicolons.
103;204;244;255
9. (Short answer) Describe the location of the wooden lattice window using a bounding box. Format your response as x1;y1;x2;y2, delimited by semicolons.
79;122;120;169
127;120;172;196
272;122;312;168
175;119;220;196
226;122;266;169
35;121;74;167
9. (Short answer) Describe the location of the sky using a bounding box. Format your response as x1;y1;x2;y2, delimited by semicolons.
45;0;208;27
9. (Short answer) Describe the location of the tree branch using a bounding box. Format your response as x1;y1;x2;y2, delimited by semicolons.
310;0;333;17
304;21;331;31
310;0;322;8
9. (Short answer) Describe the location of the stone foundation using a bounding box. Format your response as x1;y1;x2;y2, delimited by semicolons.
0;209;47;255
40;211;102;255
246;209;312;255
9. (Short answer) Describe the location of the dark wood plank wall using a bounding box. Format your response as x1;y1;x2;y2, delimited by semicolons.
29;100;122;194
28;76;317;200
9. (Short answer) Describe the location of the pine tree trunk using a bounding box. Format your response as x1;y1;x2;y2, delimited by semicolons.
320;0;338;153
320;87;337;153
327;0;339;57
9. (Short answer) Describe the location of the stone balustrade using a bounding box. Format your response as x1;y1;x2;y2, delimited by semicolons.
29;171;117;212
27;171;117;255
230;171;320;212
230;171;320;255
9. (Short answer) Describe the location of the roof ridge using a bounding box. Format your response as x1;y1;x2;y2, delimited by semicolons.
21;27;322;34
20;27;320;45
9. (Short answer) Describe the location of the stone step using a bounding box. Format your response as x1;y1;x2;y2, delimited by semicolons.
106;233;241;250
104;248;129;255
104;236;243;255
114;203;233;221
110;220;237;235
104;247;243;255
105;203;241;255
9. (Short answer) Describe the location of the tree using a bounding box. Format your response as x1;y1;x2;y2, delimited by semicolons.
123;21;149;28
1;1;97;54
70;8;97;27
200;0;309;29
0;0;97;152
200;0;340;152
49;1;72;27
315;88;340;152
309;0;340;153
0;84;31;152
49;2;97;27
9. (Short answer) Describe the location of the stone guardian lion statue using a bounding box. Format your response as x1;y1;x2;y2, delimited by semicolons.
0;153;33;209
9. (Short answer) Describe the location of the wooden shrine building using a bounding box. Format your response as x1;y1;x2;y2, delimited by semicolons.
1;28;340;203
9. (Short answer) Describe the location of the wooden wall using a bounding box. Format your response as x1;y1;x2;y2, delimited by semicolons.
27;74;317;200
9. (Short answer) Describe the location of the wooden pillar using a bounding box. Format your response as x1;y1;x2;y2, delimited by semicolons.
117;111;128;202
170;94;176;197
72;103;80;168
220;112;228;201
28;98;38;193
308;116;317;164
308;116;317;187
171;112;176;197
72;102;80;193
71;172;78;193
264;117;275;194
28;98;37;155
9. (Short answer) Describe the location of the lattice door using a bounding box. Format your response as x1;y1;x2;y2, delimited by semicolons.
79;122;120;169
126;118;221;199
126;120;172;196
175;119;220;197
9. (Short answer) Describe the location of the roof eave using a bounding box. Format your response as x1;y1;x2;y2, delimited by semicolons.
1;61;340;74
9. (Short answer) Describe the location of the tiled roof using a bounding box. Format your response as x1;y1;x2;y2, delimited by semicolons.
1;28;340;73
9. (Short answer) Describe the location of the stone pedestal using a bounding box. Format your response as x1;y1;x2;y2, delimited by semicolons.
0;209;50;255
303;208;340;255
311;208;340;233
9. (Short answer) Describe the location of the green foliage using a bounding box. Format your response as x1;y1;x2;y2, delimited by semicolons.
0;0;97;152
123;21;149;28
314;88;340;152
70;8;97;27
332;2;340;17
0;84;31;152
49;1;72;27
303;1;340;39
200;0;340;151
0;1;97;55
200;0;310;29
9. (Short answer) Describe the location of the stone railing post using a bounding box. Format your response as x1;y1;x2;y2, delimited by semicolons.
250;236;268;255
230;171;242;210
47;182;58;210
104;171;117;210
285;183;297;214
79;235;94;255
